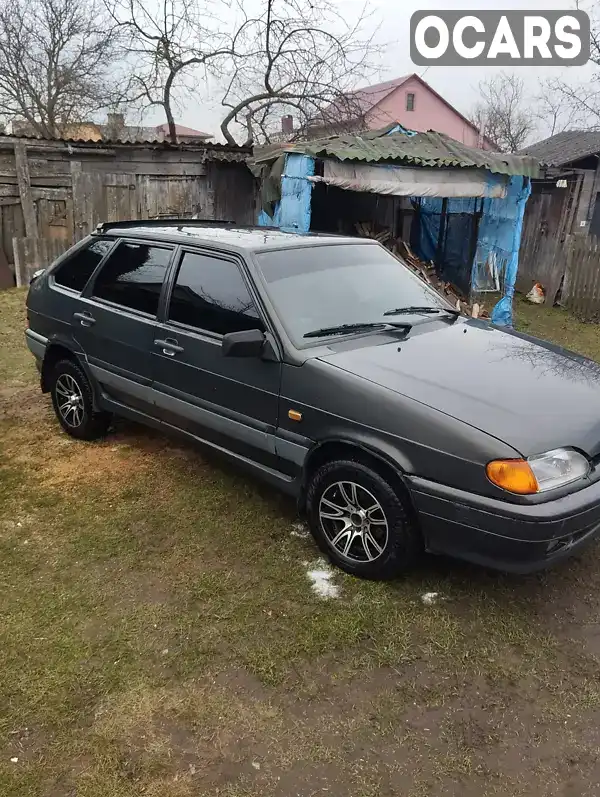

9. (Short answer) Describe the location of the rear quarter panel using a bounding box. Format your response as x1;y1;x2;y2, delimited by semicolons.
26;273;85;355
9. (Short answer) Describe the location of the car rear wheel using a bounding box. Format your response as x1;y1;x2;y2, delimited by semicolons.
306;459;421;580
50;359;111;440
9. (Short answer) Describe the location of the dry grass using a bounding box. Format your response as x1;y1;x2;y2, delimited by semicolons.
2;288;600;796
515;295;600;361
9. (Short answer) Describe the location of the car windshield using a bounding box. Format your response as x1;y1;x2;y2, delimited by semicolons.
255;243;449;344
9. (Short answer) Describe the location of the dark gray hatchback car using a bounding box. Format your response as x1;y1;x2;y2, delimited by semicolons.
26;221;600;579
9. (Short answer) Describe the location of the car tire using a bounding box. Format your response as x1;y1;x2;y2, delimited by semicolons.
50;359;111;441
306;459;421;580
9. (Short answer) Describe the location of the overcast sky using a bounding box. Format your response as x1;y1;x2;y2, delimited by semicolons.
153;0;593;141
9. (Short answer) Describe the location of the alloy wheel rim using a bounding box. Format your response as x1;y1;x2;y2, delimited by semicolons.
55;373;84;428
318;481;389;563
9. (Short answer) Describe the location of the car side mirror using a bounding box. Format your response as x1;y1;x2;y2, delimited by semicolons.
222;329;266;358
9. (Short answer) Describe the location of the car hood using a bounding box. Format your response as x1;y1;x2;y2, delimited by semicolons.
317;318;600;458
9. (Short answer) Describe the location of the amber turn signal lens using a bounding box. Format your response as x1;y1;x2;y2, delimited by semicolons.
486;459;539;495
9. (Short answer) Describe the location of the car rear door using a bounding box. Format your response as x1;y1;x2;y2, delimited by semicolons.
32;238;116;346
151;247;281;469
76;238;175;415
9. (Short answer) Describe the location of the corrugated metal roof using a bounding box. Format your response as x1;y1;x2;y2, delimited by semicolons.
519;131;600;167
0;134;251;161
253;130;541;177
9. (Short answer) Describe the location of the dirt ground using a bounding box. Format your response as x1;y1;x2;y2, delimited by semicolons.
2;288;600;796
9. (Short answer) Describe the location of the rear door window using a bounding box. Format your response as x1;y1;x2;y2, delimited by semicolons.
53;239;114;293
167;250;265;335
92;241;173;316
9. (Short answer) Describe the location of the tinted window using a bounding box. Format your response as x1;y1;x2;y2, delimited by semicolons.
257;244;447;344
168;252;264;335
92;242;172;316
53;240;113;293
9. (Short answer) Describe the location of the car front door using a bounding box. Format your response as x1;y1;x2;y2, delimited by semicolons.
151;247;281;469
76;239;175;415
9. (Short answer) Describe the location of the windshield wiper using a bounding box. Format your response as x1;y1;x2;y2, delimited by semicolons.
303;321;411;339
383;305;461;318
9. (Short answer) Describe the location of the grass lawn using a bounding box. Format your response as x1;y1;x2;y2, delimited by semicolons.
2;288;600;796
515;296;600;362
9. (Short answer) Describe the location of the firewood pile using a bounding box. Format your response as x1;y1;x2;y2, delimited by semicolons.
354;221;392;245
354;221;489;319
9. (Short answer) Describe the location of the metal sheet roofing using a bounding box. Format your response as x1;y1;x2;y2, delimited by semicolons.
0;134;251;161
252;129;541;177
519;131;600;167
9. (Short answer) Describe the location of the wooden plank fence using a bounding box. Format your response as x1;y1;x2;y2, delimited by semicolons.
518;230;600;321
563;236;600;320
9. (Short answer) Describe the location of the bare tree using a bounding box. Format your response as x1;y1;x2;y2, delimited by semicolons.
106;0;237;143
534;79;582;137
470;72;537;152
219;0;379;146
541;1;600;131
0;0;126;138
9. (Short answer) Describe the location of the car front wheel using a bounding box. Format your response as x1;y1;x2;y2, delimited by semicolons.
50;359;111;440
306;459;421;580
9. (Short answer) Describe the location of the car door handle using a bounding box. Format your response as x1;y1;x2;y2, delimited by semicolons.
73;311;96;327
154;338;184;356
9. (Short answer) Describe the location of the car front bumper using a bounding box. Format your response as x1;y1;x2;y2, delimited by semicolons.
407;475;600;573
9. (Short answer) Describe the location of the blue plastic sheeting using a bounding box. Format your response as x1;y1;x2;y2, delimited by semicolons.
412;174;531;326
258;206;281;227
258;153;315;233
385;123;417;136
489;177;531;326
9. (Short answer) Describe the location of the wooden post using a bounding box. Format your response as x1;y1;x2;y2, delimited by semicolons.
70;161;83;241
13;236;23;287
14;143;37;238
436;197;449;267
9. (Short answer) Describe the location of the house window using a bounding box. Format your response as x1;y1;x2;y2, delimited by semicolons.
406;93;416;112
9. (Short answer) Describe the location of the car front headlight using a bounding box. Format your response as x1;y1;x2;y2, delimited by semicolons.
487;448;590;495
528;448;590;492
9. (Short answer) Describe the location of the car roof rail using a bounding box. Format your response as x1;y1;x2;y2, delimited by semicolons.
93;218;238;234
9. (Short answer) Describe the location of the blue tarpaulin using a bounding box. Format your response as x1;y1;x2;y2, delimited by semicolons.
412;175;531;326
259;153;315;232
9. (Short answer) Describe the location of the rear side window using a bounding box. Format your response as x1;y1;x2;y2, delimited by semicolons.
168;251;264;335
92;241;172;316
53;240;113;293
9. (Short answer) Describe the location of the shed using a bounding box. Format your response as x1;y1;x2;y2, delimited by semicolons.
514;131;600;302
0;135;255;287
519;130;600;238
251;128;540;325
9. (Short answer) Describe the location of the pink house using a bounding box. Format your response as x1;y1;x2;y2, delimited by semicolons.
321;74;497;151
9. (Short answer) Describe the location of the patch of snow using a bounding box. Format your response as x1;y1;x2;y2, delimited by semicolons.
421;592;440;606
290;521;310;539
306;559;340;599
